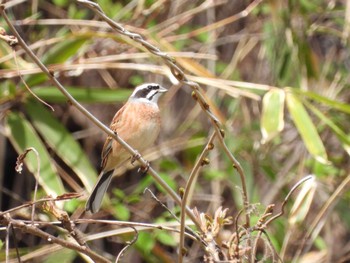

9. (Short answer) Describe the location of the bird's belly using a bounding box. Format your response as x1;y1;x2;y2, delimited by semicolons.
128;120;160;151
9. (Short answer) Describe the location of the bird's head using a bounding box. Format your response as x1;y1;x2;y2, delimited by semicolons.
129;83;167;104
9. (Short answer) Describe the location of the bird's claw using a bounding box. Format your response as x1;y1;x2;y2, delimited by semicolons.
131;151;141;165
131;152;150;174
138;161;150;175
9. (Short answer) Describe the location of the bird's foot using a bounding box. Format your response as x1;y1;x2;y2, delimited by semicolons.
138;161;150;175
131;151;141;165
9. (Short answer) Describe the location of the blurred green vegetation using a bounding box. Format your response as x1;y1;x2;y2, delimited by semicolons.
0;0;349;262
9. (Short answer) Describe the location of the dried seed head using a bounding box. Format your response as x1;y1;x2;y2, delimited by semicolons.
191;91;198;100
201;158;210;166
179;187;185;198
207;143;214;150
219;129;225;138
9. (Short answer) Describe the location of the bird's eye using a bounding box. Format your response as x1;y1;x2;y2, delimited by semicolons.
148;85;159;90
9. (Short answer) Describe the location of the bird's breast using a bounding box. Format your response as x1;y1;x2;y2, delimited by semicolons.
118;102;161;152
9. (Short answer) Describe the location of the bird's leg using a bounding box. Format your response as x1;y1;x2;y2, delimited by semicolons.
131;151;141;165
131;151;150;174
138;161;150;175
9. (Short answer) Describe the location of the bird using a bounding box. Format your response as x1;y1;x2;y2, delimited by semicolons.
86;83;167;213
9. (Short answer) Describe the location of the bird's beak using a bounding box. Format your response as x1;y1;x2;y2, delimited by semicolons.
158;86;168;93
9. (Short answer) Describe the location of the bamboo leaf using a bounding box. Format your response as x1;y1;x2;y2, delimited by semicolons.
0;42;34;69
304;101;350;155
25;36;89;86
286;92;328;163
25;100;98;192
42;37;89;65
261;88;285;143
33;86;131;103
289;175;317;225
297;90;350;114
5;112;64;195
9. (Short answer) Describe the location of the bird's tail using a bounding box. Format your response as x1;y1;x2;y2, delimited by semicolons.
85;170;114;213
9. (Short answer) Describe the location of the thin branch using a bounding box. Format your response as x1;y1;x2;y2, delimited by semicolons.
74;218;198;242
265;175;314;226
10;225;21;263
15;148;41;224
1;218;198;242
0;214;110;263
165;0;263;42
115;227;138;263
0;194;80;217
0;26;18;46
13;50;54;111
143;188;206;247
178;132;216;263
5;222;10;263
294;173;350;261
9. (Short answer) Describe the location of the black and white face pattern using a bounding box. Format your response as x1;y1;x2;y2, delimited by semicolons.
130;83;167;104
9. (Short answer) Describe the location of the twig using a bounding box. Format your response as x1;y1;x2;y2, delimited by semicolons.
0;194;80;217
0;26;18;46
294;173;350;261
249;176;313;261
41;199;87;247
264;175;314;226
115;226;138;263
13;49;54;111
0;214;110;263
10;224;21;263
234;208;244;260
144;188;206;249
15;148;41;224
251;205;274;262
144;188;181;221
5;222;10;263
178;132;216;263
74;218;198;242
165;0;263;42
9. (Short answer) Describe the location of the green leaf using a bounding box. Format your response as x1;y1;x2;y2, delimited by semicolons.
136;232;155;254
155;172;177;193
196;31;209;43
112;188;126;199
132;176;153;195
42;37;89;65
0;80;16;101
204;168;227;180
5;112;64;195
0;42;34;69
155;230;177;246
63;198;81;213
43;248;77;263
33;86;131;103
286;92;328;163
52;0;68;8
304;101;350;155
25;36;89;86
297;90;350;114
289;176;317;225
112;202;130;221
25;100;98;192
261;88;285;142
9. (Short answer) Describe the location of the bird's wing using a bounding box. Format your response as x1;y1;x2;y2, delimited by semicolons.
101;137;112;169
100;103;127;169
